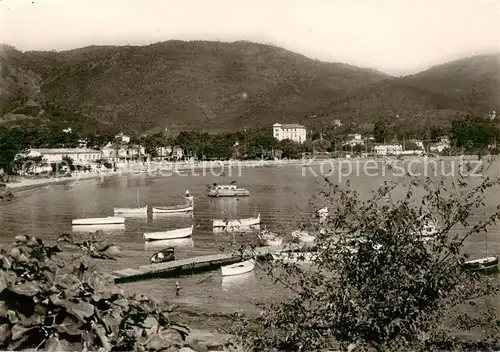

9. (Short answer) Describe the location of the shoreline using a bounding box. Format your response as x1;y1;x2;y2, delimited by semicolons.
4;156;483;194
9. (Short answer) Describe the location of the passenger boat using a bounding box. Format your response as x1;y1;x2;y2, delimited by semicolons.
207;184;250;197
291;230;316;244
213;214;260;228
221;259;255;276
72;217;125;226
150;247;175;264
143;225;194;241
462;256;499;273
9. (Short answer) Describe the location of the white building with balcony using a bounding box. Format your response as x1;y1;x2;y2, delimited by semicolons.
273;123;307;143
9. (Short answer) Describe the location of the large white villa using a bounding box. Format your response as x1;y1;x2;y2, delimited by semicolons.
273;123;307;143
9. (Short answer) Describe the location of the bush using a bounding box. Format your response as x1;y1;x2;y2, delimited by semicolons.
0;234;189;351
237;169;500;351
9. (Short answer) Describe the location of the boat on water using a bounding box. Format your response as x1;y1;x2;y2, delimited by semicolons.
72;224;126;233
143;225;194;241
207;184;250;197
114;189;148;215
144;238;194;250
291;230;316;244
221;259;255;276
213;214;260;228
213;224;260;234
462;256;499;273
258;230;283;246
72;217;125;226
150;247;175;264
152;203;193;213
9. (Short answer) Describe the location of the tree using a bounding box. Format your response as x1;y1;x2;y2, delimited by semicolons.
237;170;500;351
450;115;498;158
373;120;390;143
278;139;302;159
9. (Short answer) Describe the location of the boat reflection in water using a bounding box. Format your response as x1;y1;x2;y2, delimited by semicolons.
144;238;194;250
221;271;255;291
72;224;126;233
213;224;260;234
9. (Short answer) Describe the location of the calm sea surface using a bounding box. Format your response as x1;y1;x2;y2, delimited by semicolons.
1;161;499;316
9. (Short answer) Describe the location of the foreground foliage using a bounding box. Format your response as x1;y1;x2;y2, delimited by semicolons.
239;168;500;351
0;234;189;351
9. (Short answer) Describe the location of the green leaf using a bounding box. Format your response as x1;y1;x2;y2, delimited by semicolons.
63;300;94;322
10;282;39;297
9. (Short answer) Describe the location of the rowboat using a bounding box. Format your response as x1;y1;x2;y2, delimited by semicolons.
72;224;125;233
213;225;260;234
291;230;316;244
72;217;125;226
221;271;254;290
207;184;250;197
114;206;148;214
462;256;499;273
144;238;194;250
150;247;175;264
152;203;193;213
258;230;283;246
213;214;260;227
143;225;193;241
221;259;255;276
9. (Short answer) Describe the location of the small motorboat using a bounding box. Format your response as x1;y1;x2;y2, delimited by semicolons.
144;225;194;241
213;214;260;228
72;217;125;226
114;206;148;215
150;247;175;264
221;259;255;276
207;184;250;197
291;230;315;244
462;256;499;273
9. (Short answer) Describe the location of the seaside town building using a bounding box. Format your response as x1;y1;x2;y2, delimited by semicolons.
273;123;307;143
26;148;102;163
345;133;365;147
373;144;403;156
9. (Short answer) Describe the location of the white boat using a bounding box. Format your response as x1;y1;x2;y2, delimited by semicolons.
463;256;499;273
114;206;148;214
213;224;260;234
221;271;254;290
114;189;147;215
143;225;194;241
207;184;250;197
213;214;260;227
152;203;193;213
291;230;316;244
221;259;255;276
72;224;125;232
144;238;194;250
72;217;125;226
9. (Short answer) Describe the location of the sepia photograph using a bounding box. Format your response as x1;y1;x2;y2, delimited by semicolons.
0;0;499;350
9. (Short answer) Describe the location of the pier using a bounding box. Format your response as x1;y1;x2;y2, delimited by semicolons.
111;246;279;283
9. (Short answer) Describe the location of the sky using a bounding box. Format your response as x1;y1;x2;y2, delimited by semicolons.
1;0;499;76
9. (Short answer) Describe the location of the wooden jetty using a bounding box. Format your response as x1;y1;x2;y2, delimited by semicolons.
111;246;276;284
111;244;313;284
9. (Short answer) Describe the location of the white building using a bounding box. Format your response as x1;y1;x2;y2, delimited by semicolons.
273;123;307;143
115;132;131;144
345;133;364;147
430;137;451;153
373;144;403;156
27;148;102;163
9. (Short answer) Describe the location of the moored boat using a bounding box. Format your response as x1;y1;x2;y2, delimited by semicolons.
462;256;499;273
72;217;125;226
152;203;193;213
213;214;260;228
207;184;250;197
114;206;148;214
291;230;315;244
144;238;194;250
72;224;126;233
143;225;194;241
150;247;175;264
213;224;260;234
221;259;255;276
